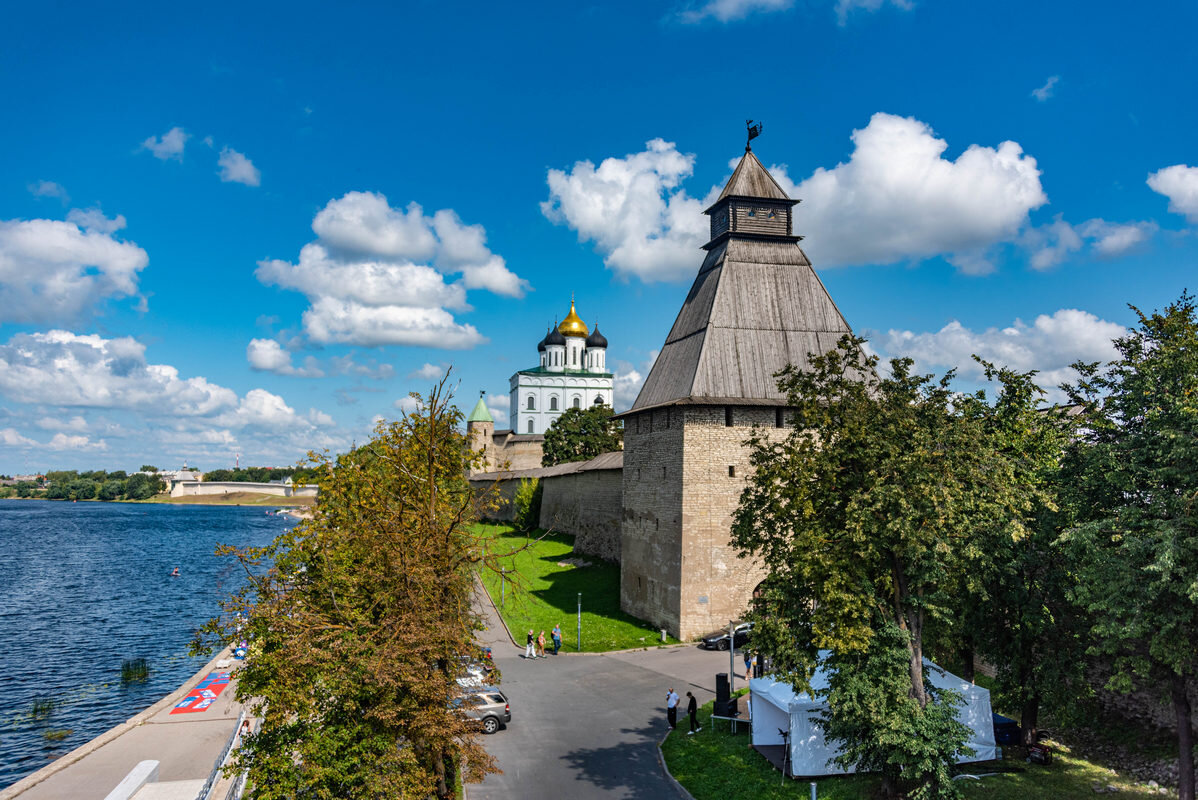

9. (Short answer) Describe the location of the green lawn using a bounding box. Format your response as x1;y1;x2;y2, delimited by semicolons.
475;524;678;652
662;697;1164;800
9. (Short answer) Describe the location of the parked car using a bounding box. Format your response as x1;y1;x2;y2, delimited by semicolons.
453;686;511;734
700;621;753;651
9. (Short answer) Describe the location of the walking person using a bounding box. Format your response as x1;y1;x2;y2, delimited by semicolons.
743;649;753;680
537;630;546;658
666;687;679;730
525;629;536;659
686;691;700;734
551;624;562;655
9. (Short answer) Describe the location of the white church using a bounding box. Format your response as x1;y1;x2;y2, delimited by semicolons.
510;299;613;435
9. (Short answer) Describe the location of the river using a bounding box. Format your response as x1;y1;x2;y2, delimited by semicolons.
0;500;286;789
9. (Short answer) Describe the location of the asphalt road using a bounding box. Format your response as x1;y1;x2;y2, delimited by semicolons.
470;591;750;799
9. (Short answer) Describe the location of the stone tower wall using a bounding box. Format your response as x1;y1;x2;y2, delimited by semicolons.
466;420;495;473
620;406;684;634
621;403;788;640
677;405;781;640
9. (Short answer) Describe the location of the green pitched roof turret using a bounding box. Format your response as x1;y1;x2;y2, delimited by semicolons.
467;393;494;423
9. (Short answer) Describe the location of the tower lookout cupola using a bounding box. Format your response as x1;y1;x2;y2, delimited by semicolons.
703;148;801;249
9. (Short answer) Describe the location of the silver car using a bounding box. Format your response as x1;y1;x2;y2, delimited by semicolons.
455;686;511;734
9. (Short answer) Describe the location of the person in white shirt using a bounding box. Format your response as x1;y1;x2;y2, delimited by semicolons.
666;688;680;729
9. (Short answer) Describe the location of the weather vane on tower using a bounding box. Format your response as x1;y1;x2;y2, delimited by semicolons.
745;119;763;152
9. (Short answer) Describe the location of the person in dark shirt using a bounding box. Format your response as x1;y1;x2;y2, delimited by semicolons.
686;691;699;734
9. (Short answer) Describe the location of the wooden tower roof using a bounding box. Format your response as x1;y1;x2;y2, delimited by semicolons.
629;148;853;412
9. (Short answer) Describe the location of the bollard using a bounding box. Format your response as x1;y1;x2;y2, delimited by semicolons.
660;628;667;643
810;781;817;800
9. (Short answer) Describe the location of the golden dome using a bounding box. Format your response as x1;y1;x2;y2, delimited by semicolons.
558;300;589;337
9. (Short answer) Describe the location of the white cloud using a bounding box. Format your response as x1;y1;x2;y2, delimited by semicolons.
541;139;709;282
780;113;1047;274
395;395;421;414
218;147;261;186
259;192;526;349
37;415;88;432
0;427;36;447
1031;75;1060;102
677;0;791;23
29;180;69;203
834;0;912;26
66;208;127;235
485;393;509;425
47;432;105;451
613;350;659;411
0;330;238;413
1023;215;1083;270
141;127;189;161
878;309;1125;401
328;354;394;380
1076;218;1157;257
1023;216;1155;270
0;215;148;324
545;115;1048;280
408;362;445;380
246;338;324;377
1147;164;1198;223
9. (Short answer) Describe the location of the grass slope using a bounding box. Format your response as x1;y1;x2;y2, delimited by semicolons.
475;524;678;652
662;697;1164;800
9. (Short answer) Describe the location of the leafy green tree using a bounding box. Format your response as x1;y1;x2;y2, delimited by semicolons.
731;335;1020;799
1060;294;1198;800
124;472;165;499
541;404;622;467
513;477;542;532
140;465;158;472
194;383;500;799
97;480;125;501
947;363;1090;746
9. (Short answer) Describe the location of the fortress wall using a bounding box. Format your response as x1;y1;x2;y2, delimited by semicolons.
619;407;685;636
538;467;623;562
169;481;318;498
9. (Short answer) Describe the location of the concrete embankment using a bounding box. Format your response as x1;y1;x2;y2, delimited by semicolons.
0;648;245;800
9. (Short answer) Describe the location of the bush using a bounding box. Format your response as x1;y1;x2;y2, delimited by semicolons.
513;478;542;532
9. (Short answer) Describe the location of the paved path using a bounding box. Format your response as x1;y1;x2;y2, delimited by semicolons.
471;589;748;800
1;652;244;800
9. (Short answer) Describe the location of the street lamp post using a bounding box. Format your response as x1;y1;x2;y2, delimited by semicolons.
729;620;736;696
500;568;507;607
577;593;582;652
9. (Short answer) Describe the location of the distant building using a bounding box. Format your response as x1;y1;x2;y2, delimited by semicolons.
511;300;613;436
467;298;614;473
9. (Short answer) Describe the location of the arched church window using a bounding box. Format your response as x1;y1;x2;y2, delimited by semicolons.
550;396;558;411
528;420;534;433
527;396;535;410
573;397;581;409
572;349;577;366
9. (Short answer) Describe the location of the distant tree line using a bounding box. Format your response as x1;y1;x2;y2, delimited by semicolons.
201;466;321;484
0;470;166;501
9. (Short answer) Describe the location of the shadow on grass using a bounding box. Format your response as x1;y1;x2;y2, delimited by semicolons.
558;721;676;800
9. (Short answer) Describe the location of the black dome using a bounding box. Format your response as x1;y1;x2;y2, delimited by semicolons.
545;327;566;346
586;326;608;349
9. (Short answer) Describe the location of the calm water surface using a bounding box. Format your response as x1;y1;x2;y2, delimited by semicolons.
0;500;286;789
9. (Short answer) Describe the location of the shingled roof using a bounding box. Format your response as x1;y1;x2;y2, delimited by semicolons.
630;150;853;412
710;149;792;206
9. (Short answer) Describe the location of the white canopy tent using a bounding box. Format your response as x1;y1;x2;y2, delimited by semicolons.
749;659;1000;777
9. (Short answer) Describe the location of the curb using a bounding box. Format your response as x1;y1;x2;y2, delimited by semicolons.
657;728;700;800
0;646;235;800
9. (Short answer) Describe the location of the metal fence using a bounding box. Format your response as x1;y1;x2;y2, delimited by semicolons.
194;709;247;800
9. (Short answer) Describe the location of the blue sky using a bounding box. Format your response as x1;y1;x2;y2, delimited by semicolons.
1;0;1196;473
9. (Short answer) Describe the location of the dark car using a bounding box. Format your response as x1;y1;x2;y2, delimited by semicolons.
700;621;753;651
453;686;511;734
